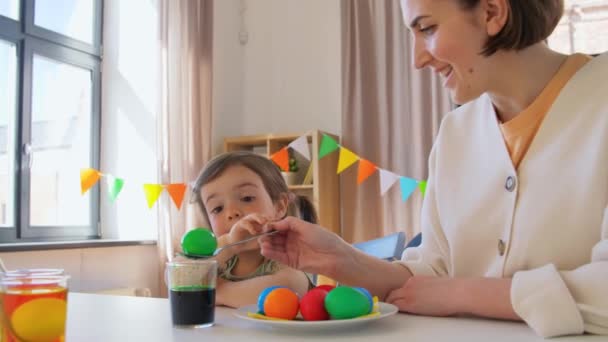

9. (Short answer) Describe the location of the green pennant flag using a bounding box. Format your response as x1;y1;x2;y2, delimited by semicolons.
318;134;339;159
108;177;125;202
418;180;427;196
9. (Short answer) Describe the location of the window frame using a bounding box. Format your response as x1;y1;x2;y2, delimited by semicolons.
24;0;103;56
0;30;22;242
0;0;103;243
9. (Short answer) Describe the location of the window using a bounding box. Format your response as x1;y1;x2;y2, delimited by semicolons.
0;0;102;242
548;0;608;54
0;0;19;21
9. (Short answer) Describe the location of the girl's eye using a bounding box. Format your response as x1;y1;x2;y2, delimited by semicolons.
242;196;255;203
210;206;223;214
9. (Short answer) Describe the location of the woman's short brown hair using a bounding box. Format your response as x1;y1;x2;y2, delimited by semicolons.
459;0;564;56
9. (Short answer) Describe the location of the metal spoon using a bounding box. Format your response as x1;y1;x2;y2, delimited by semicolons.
182;230;280;259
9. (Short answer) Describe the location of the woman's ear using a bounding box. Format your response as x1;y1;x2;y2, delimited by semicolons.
274;193;290;218
482;0;509;37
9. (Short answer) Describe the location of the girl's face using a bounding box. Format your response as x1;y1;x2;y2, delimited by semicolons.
401;0;497;104
199;165;286;237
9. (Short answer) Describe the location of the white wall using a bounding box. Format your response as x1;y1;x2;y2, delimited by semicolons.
212;0;342;152
212;0;244;152
0;245;160;296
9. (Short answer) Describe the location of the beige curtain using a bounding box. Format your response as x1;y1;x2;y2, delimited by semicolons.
340;0;452;243
157;0;214;297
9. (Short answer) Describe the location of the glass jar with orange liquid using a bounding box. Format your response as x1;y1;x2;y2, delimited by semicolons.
0;274;69;342
1;269;64;278
0;269;66;341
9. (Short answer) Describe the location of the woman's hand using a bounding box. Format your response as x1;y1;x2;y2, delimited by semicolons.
258;216;348;276
386;276;520;320
386;276;466;316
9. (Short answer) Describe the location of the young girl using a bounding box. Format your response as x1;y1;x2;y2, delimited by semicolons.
190;151;316;308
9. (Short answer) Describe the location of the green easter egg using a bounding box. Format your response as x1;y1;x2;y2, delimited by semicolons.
324;286;371;319
181;228;217;256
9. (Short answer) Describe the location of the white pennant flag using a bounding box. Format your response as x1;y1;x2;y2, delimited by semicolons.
379;169;400;195
288;135;310;161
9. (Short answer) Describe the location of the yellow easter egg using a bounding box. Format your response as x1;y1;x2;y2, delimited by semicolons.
11;298;67;342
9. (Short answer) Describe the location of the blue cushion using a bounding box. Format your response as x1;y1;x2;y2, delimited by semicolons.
405;233;422;249
353;232;406;261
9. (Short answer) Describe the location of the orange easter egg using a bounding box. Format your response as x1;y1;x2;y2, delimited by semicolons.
263;287;299;320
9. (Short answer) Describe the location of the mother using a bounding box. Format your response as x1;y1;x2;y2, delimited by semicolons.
260;0;608;337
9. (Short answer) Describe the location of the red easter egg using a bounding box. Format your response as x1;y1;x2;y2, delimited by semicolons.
300;289;330;321
314;285;335;292
263;288;299;320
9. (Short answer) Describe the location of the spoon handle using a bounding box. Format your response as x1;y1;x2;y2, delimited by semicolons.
214;230;280;256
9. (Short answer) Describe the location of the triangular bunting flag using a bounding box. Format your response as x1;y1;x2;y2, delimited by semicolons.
288;135;310;161
166;183;187;210
318;134;339;159
143;184;164;208
337;147;359;174
379;169;400;195
399;177;418;202
107;176;125;203
270;147;290;171
418;180;427;196
357;159;377;184
80;168;101;194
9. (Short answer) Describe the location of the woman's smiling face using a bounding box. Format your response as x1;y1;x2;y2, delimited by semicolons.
401;0;496;104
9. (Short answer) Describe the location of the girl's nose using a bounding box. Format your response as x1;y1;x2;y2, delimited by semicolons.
227;208;241;221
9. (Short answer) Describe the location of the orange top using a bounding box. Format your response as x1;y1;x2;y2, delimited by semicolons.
499;54;592;169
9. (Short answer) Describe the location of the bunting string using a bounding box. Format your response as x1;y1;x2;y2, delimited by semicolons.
80;133;426;209
79;167;188;210
315;134;426;202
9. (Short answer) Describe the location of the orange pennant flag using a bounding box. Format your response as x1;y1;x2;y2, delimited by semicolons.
270;147;290;171
166;183;187;210
80;168;101;194
357;159;377;184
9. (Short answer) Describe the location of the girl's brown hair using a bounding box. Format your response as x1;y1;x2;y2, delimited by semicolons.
191;151;318;225
458;0;564;56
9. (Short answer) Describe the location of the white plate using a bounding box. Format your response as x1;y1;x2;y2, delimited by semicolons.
233;302;398;331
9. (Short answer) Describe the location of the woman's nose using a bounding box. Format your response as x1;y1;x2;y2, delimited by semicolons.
413;37;432;70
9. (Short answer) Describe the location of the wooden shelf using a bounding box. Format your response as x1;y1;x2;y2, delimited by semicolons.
223;130;341;236
289;184;314;190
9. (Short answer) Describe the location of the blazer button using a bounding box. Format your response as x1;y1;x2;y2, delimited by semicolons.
505;176;516;192
498;239;506;256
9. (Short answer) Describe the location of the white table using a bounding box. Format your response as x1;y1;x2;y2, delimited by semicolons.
66;293;601;341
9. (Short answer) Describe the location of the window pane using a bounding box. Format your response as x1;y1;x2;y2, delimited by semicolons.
0;40;17;226
30;54;92;226
34;0;95;44
548;1;608;54
0;0;19;20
